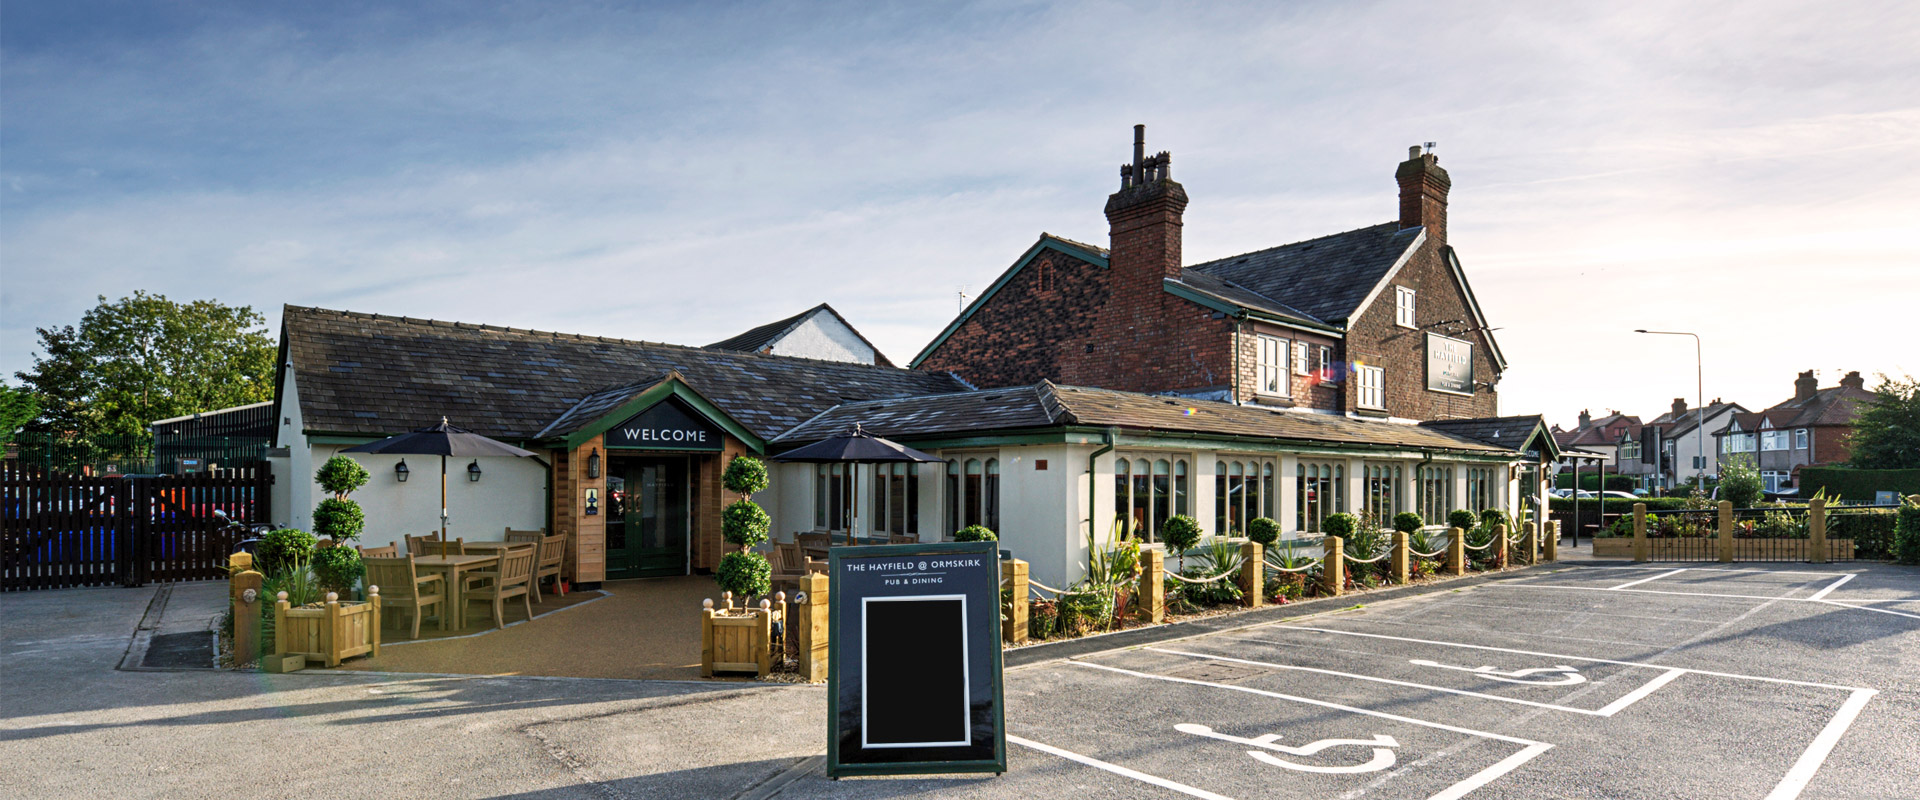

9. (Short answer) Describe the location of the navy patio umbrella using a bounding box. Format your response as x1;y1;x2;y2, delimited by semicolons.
343;418;537;539
773;425;943;543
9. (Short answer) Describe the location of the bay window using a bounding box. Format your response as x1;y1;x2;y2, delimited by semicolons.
1214;459;1276;537
1115;456;1188;542
1296;461;1343;534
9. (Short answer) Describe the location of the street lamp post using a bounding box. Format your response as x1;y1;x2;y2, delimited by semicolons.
1635;329;1704;493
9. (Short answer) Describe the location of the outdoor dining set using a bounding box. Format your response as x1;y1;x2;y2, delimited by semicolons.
355;528;568;639
767;530;919;589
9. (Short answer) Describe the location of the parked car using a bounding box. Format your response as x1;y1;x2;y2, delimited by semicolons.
1601;491;1639;501
1631;488;1650;497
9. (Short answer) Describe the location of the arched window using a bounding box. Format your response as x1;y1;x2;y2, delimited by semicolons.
874;461;919;535
1114;453;1191;543
947;455;1000;537
1297;461;1345;534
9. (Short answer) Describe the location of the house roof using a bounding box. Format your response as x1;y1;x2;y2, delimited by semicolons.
776;381;1516;456
705;303;895;367
1185;223;1422;324
1660;401;1745;438
279;306;969;444
1417;415;1560;459
1717;383;1874;436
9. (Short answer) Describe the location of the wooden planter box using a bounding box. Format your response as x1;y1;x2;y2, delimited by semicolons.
1593;538;1855;560
275;591;380;668
702;604;773;677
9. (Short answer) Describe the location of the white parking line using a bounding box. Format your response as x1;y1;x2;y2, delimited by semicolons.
1764;688;1878;800
1805;573;1855;601
1550;565;1851;577
1007;734;1236;800
1815;599;1920;621
1489;582;1864;606
1606;568;1688;590
1430;742;1555;800
1146;646;1681;718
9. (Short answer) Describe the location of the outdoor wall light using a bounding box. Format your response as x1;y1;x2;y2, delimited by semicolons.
467;460;482;482
587;448;601;479
395;459;410;483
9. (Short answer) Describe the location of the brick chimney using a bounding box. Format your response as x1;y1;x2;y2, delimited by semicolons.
1671;398;1688;418
1578;409;1591;428
1840;371;1865;391
1794;370;1818;402
1105;124;1188;291
1396;144;1451;243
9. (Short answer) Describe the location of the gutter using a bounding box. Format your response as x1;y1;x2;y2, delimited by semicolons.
1088;427;1118;544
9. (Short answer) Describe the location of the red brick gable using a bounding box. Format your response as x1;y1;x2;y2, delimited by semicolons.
1342;244;1500;419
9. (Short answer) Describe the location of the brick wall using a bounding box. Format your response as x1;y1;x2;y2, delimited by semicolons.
916;248;1111;389
1341;243;1499;419
1809;425;1856;468
1236;321;1343;409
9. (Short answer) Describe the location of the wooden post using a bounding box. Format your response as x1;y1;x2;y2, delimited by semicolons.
700;599;716;679
1718;500;1734;563
1001;559;1029;645
322;592;341;668
1632;503;1649;563
367;586;381;659
1808;498;1828;564
772;591;788;664
1544;520;1559;562
1493;524;1509;569
1239;542;1263;608
756;599;773;676
1322;536;1344;596
1390;532;1410;584
274;592;289;657
228;552;253;574
1526;519;1539;564
230;569;263;666
1447;528;1466;575
1139;548;1166;623
796;572;829;682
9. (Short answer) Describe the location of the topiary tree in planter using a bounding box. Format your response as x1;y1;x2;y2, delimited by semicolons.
955;525;997;542
1245;517;1280;547
313;455;370;544
1161;514;1201;570
311;541;363;597
1446;509;1476;531
1324;513;1359;539
258;528;317;577
716;455;772;604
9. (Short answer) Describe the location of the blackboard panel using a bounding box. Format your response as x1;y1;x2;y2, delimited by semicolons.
864;597;968;748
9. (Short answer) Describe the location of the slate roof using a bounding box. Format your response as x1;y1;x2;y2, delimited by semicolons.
1165;271;1327;328
280;306;968;443
532;374;670;440
1184;223;1423;324
777;381;1514;455
1418;415;1557;456
705;303;895;367
1661;402;1743;438
1718;383;1873;436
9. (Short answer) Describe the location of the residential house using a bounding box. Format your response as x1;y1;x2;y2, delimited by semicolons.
1714;371;1874;494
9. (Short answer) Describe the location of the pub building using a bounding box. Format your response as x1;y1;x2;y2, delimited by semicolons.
268;130;1560;588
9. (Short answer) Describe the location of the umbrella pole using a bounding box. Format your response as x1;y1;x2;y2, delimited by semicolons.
440;454;449;550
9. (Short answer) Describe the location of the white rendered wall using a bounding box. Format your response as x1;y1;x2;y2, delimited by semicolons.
274;371;314;532
308;445;548;552
767;313;876;364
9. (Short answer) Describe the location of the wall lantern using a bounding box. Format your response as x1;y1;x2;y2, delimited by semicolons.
467;460;483;482
395;459;410;483
587;448;601;479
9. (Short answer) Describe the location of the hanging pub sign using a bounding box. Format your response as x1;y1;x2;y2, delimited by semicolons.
1425;332;1475;395
828;540;1006;778
603;396;723;451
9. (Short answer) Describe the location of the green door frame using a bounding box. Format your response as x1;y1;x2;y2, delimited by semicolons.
605;455;691;579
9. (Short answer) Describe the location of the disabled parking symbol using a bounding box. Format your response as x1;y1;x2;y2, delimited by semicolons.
1174;723;1398;774
1409;659;1587;685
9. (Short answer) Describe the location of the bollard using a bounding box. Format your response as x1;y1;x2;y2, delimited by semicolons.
756;599;773;676
700;598;715;678
230;569;264;666
1139;548;1166;623
796;572;829;682
1718;500;1734;563
322;592;341;668
1493;524;1509;569
1526;519;1539;564
367;586;381;659
772;591;789;669
1002;559;1029;645
1632;503;1649;563
1447;527;1466;575
1544;520;1559;562
1322;536;1345;596
1239;542;1263;608
1391;532;1410;584
1808;498;1827;564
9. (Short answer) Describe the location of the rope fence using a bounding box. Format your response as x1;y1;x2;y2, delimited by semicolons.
1264;557;1322;573
1165;556;1244;584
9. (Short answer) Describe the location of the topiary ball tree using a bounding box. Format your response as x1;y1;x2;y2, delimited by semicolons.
316;455;370;499
312;497;366;543
1394;511;1426;535
311;543;363;597
1322;512;1358;539
716;455;774;604
1480;508;1509;531
1161;515;1202;569
723;454;769;497
955;525;997;542
1447;509;1476;530
717;551;772;600
1245;517;1281;547
722;499;771;549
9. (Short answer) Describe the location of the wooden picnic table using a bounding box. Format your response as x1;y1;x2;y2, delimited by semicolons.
412;553;499;630
461;541;535;554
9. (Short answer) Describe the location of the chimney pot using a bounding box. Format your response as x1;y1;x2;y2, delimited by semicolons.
1794;370;1819;402
1840;371;1865;391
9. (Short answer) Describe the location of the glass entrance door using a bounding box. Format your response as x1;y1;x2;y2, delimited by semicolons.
604;457;689;579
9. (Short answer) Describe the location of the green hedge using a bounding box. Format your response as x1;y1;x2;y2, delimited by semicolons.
1554;473;1636;491
1797;467;1920;503
1549;496;1691;513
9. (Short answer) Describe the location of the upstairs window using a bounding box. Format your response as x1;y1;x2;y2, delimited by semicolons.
1256;335;1288;396
1357;366;1385;410
1395;287;1417;328
1761;431;1789;451
1292;341;1310;376
1317;345;1338;382
1794;428;1809;449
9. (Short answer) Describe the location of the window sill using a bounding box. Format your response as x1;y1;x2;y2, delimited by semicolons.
1251;394;1295;407
1354;407;1389;418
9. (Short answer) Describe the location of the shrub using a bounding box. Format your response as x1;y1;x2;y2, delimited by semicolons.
1895;505;1920;566
1479;508;1510;531
257;528;317;576
1549;496;1690;513
722;499;771;547
312;497;366;543
716;550;772;599
1245;517;1280;547
1446;509;1476;530
315;456;370;499
311;544;363;596
722;455;769;496
1720;457;1764;509
1830;509;1898;559
1175;565;1242;607
1028;599;1059;640
1603;513;1658;538
955;525;997;543
1161;515;1201;553
1798;467;1920;503
1392;512;1424;534
1322;513;1358;539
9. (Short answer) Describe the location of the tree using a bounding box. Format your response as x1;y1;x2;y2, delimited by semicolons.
13;291;275;442
716;456;773;602
1848;374;1920;470
1720;455;1764;509
0;383;39;447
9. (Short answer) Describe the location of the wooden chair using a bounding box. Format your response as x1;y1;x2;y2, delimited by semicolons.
888;533;918;545
506;528;564;602
362;555;444;640
404;534;434;557
797;532;831;560
464;545;535;629
358;544;398;558
768;542;824;590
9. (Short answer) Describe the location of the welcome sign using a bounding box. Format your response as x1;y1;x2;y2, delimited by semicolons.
828;540;1006;778
1425;332;1475;395
602;396;723;450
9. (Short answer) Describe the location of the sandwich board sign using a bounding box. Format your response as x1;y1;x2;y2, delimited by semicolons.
827;540;1006;778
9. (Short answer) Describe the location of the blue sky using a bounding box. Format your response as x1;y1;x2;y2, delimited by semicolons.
5;0;1917;426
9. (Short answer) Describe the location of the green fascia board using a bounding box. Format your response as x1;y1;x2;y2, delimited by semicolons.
1160;281;1345;335
862;424;1515;461
906;235;1109;368
558;379;766;453
308;433;383;446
